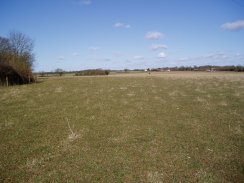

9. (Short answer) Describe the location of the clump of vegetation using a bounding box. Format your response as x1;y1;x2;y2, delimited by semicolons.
55;68;65;76
0;64;30;85
75;69;110;76
0;31;35;86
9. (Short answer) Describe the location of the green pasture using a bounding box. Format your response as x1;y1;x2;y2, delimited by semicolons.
0;72;243;182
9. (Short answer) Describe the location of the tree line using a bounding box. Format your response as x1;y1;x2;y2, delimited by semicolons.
147;65;244;72
0;31;35;86
38;65;244;77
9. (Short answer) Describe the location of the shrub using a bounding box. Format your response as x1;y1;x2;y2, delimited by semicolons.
0;63;34;86
75;69;110;76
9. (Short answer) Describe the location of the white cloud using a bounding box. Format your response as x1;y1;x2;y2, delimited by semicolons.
146;31;163;40
179;57;189;61
222;20;244;31
80;0;92;5
133;55;144;60
158;52;167;59
113;22;131;29
89;47;100;51
72;52;80;56
235;53;241;57
150;44;167;51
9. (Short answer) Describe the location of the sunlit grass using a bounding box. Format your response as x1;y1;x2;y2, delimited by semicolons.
0;72;243;182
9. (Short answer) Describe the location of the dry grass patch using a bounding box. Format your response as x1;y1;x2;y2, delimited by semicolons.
54;86;63;93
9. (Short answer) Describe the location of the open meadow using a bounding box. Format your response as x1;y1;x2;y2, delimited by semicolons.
0;71;244;182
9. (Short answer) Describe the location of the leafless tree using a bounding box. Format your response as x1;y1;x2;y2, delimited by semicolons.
55;68;64;76
0;31;35;85
8;31;35;68
0;37;13;64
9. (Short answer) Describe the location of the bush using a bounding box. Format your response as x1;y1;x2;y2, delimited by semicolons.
75;69;110;76
0;63;34;86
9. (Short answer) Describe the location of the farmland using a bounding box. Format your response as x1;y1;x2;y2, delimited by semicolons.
0;72;244;182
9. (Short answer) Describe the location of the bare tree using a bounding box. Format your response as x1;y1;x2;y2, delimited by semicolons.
0;37;13;64
0;37;12;53
55;68;64;76
8;31;35;69
0;31;35;85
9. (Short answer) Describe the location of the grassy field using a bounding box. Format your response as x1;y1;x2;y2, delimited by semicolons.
0;72;244;182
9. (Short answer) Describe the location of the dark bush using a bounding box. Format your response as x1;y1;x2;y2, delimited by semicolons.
75;69;110;76
0;63;33;86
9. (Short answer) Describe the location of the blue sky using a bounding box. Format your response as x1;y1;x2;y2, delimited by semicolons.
1;0;244;71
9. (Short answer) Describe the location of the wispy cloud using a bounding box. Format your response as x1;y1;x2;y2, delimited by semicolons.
150;44;167;51
158;52;167;59
72;52;80;56
113;52;125;57
203;53;228;59
146;31;164;40
80;0;92;5
222;20;244;31
113;22;131;29
176;52;234;65
89;47;100;51
58;56;65;60
104;58;111;62
178;53;228;62
133;55;144;60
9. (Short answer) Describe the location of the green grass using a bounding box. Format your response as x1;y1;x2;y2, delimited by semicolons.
0;72;244;182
